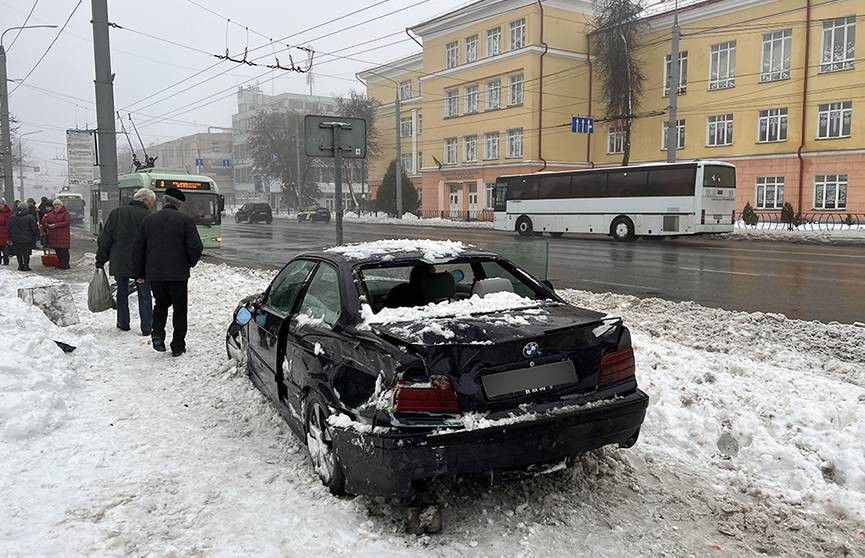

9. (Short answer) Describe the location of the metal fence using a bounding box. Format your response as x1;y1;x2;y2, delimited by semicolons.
738;212;865;231
416;209;494;222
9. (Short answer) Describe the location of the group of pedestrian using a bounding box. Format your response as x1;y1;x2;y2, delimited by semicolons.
97;187;203;357
0;196;71;271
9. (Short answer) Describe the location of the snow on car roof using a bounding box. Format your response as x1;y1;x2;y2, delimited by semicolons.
362;291;549;326
325;239;469;262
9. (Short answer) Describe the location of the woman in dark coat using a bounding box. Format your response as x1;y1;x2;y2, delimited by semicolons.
7;204;39;271
43;199;71;269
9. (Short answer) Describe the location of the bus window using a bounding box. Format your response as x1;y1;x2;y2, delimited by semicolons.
647;167;696;196
494;183;508;211
537;174;572;199
572;172;607;198
703;166;736;188
507;177;538;200
607;170;648;197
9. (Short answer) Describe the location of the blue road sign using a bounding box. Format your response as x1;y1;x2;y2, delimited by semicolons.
571;116;595;134
271;152;279;161
223;159;231;167
195;158;204;166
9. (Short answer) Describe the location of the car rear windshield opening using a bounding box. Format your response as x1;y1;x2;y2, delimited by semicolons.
359;258;547;314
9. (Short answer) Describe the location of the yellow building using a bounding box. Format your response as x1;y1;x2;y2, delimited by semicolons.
361;0;864;218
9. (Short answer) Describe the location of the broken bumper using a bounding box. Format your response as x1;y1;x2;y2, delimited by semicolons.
331;390;649;497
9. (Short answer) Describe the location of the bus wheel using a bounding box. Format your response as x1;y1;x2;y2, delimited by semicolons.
516;216;533;237
549;232;564;238
611;217;635;242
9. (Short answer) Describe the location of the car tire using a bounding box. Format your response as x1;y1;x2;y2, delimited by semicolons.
549;232;564;238
611;217;635;242
515;216;533;237
304;392;346;495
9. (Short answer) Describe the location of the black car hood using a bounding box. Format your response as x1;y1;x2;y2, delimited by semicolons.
369;303;609;347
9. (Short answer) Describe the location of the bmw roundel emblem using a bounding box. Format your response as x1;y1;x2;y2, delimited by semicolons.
523;342;539;358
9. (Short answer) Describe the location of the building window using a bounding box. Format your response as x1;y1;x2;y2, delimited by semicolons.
487;27;501;57
485;79;501;110
417;114;423;134
761;29;792;82
821;17;856;73
508;74;524;105
464;135;477;162
758;108;788;142
398;80;412;100
445;41;459;69
707;113;734;146
484;132;499;160
664;51;688;96
444;138;458;164
709;41;736;90
464;84;479;114
469;184;479;207
817;101;852;138
756;177;784;209
400;153;413;174
485;183;495;209
444;89;459;117
417;151;422;170
506;128;523;158
662;119;685;150
607;126;625;154
399;116;413;138
417;186;423;207
510;18;526;50
465;35;479;63
417;79;422;97
814;174;847;210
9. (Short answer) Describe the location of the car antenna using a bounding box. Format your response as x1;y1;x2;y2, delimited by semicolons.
129;114;158;170
117;111;142;171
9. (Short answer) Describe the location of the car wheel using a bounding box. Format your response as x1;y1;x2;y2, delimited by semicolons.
611;216;635;242
515;216;533;237
304;392;346;495
549;232;564;238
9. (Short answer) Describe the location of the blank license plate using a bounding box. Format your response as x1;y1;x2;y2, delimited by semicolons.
482;360;577;399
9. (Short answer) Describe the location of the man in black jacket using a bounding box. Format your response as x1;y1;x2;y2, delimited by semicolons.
96;188;155;334
132;188;203;356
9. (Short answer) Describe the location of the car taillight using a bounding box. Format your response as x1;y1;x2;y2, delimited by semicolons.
394;376;460;413
731;209;736;224
599;347;636;386
700;209;706;225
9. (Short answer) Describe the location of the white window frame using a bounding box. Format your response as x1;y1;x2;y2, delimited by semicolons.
661;119;686;150
761;29;792;82
465;34;479;63
757;108;788;143
399;116;413;138
398;80;412;100
484;132;499;160
417;151;422;171
444;138;458;164
400;153;414;175
485;183;495;209
487;27;501;57
506;128;523;158
464;84;479;114
707;113;734;146
468;184;479;207
509;18;526;50
755;176;785;210
445;41;459;69
820;17;856;73
463;135;477;163
508;74;524;106
813;174;847;210
607;126;625;154
485;79;501;110
664;51;688;96
709;41;736;90
444;89;459;118
817;101;852;139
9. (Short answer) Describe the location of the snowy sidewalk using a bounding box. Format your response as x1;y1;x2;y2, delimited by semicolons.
1;260;863;556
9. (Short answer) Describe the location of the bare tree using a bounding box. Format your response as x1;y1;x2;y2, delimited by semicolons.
591;0;646;166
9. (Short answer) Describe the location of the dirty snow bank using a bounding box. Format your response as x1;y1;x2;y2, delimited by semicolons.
723;226;865;245
326;238;468;261
343;212;495;229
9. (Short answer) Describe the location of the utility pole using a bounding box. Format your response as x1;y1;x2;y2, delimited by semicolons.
666;0;681;162
91;0;119;222
17;141;22;200
0;45;11;203
394;90;402;217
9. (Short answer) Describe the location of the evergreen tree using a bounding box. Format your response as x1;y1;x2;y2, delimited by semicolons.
740;202;758;227
375;160;419;216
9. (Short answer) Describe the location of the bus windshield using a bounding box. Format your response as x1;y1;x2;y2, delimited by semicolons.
178;193;220;226
703;166;736;188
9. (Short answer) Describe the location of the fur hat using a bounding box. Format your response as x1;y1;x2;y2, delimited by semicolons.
163;187;186;202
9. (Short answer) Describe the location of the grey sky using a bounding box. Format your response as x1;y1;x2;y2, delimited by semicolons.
2;0;456;187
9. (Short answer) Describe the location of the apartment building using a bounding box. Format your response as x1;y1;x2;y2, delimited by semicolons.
145;131;234;194
362;0;864;216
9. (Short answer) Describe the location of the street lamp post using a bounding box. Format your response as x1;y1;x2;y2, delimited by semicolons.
1;25;58;203
17;130;41;200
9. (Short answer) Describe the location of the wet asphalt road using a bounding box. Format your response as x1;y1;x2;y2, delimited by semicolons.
71;220;864;324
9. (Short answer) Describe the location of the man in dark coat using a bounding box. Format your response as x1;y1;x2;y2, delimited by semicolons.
132;187;203;356
97;188;155;334
7;204;39;271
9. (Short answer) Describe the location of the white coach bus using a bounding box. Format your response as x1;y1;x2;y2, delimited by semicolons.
493;161;736;241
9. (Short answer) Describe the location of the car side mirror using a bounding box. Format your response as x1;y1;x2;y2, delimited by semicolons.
451;269;465;283
542;279;554;290
235;306;252;325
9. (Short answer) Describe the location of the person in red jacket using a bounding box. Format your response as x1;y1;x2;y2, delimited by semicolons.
0;198;11;265
43;199;71;269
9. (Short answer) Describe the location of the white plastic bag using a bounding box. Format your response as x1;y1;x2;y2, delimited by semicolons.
88;268;113;313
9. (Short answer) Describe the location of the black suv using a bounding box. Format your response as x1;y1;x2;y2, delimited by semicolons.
235;202;273;224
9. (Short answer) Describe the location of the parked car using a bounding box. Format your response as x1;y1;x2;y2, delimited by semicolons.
235;202;273;224
225;240;648;497
297;207;331;223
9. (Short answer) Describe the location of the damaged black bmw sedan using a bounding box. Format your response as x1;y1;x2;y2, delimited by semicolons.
226;240;648;497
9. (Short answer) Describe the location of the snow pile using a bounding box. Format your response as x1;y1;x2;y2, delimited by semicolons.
724;226;865;245
343;212;495;229
364;291;547;325
325;238;468;261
